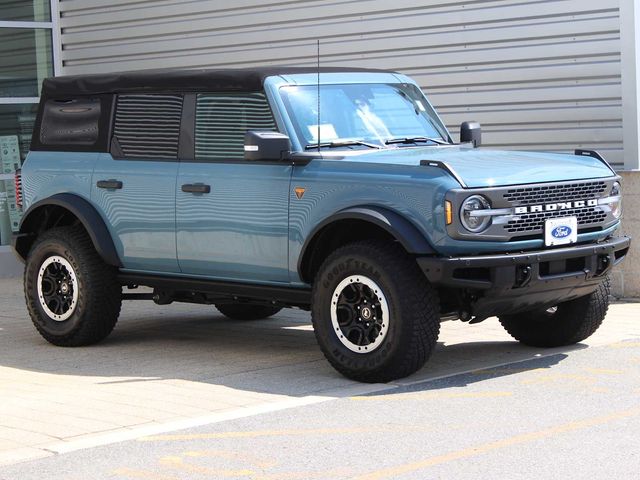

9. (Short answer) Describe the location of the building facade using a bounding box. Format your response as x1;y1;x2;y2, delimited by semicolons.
1;0;638;294
0;0;58;252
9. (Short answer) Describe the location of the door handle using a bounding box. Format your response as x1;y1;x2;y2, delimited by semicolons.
181;183;211;194
97;179;123;189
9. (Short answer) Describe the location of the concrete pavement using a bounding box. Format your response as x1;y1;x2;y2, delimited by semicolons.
2;340;640;479
1;277;639;470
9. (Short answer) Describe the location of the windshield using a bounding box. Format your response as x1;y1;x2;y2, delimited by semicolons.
279;83;450;150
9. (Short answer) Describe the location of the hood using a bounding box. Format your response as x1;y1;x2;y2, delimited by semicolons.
343;146;615;188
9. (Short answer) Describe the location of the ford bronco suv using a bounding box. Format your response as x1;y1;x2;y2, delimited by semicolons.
12;68;630;382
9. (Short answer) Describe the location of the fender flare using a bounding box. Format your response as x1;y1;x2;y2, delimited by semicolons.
297;206;435;281
14;193;122;267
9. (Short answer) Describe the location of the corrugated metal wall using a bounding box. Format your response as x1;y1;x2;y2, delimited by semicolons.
58;0;624;166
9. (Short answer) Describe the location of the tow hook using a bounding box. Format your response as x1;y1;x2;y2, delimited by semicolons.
596;255;610;275
515;264;532;288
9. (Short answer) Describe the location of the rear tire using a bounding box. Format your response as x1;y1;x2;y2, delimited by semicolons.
215;304;282;320
311;240;440;383
499;278;610;347
24;226;122;346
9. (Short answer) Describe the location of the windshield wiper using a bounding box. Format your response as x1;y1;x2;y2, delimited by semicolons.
385;136;449;146
305;140;383;150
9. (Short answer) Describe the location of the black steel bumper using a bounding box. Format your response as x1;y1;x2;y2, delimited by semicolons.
417;236;631;320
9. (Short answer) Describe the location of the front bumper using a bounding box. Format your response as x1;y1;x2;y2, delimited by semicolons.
417;236;630;320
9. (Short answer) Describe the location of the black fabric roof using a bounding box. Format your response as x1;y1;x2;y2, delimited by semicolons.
41;67;395;97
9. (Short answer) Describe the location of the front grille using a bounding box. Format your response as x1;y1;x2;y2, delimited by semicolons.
503;181;607;205
447;177;616;242
505;207;607;233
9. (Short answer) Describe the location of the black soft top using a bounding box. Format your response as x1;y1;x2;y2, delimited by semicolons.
41;67;394;98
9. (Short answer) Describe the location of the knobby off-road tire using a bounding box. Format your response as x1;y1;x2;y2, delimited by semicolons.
24;226;122;346
215;304;282;320
499;278;610;348
311;240;440;383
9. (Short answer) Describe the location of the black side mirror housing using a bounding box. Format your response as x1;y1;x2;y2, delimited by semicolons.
460;121;482;147
244;131;291;162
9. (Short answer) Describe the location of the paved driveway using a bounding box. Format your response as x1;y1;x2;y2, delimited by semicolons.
1;278;639;468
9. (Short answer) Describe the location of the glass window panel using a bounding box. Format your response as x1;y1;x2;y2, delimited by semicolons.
0;103;36;162
280;83;448;149
0;0;51;22
195;93;276;161
0;27;52;97
0;103;36;245
114;94;183;159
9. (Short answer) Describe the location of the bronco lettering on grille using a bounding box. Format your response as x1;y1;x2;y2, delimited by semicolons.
514;199;598;214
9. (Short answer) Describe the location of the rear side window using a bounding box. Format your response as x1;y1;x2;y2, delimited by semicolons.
195;92;275;161
113;94;183;159
40;98;101;145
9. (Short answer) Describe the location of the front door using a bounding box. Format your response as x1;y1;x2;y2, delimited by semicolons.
176;92;291;283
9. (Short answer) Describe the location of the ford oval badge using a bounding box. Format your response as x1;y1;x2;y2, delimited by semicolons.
545;216;577;246
551;225;572;239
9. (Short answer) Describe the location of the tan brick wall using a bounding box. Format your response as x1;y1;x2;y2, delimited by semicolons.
611;171;639;298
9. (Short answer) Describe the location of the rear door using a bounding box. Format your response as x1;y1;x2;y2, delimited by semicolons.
176;92;291;283
91;93;182;273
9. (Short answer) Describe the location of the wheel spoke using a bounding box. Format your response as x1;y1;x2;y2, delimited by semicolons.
341;283;361;304
361;284;374;302
366;323;381;343
336;302;357;328
48;297;62;315
346;326;364;346
41;276;56;296
52;262;63;277
61;296;72;313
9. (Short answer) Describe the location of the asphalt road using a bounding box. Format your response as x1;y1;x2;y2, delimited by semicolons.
2;339;639;480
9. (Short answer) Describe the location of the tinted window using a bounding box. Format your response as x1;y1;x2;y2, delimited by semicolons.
39;98;100;146
113;94;182;159
195;92;275;161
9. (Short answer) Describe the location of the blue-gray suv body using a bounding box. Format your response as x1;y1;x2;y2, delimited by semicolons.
13;67;630;382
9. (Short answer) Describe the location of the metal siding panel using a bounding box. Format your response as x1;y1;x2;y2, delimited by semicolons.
60;1;616;48
59;0;623;165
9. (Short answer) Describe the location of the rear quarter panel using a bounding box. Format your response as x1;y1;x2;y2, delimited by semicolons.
22;151;98;209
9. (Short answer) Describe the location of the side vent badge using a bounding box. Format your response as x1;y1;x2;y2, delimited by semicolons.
294;187;306;199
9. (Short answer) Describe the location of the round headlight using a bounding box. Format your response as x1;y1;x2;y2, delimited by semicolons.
460;195;492;232
610;181;622;219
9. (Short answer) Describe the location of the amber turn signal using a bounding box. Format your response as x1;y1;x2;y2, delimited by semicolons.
445;200;453;225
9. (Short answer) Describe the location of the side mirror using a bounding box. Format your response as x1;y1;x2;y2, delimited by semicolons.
244;131;291;161
460;121;481;147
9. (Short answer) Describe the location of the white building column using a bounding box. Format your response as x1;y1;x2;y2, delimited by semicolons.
621;0;640;171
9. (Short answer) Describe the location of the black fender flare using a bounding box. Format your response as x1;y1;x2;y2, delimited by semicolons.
297;206;435;281
13;193;122;267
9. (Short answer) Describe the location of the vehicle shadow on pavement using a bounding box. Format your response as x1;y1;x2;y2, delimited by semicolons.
362;352;573;397
0;295;587;398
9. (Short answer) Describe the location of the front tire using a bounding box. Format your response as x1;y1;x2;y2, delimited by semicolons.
499;278;610;347
216;304;282;320
24;226;122;346
311;240;440;383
